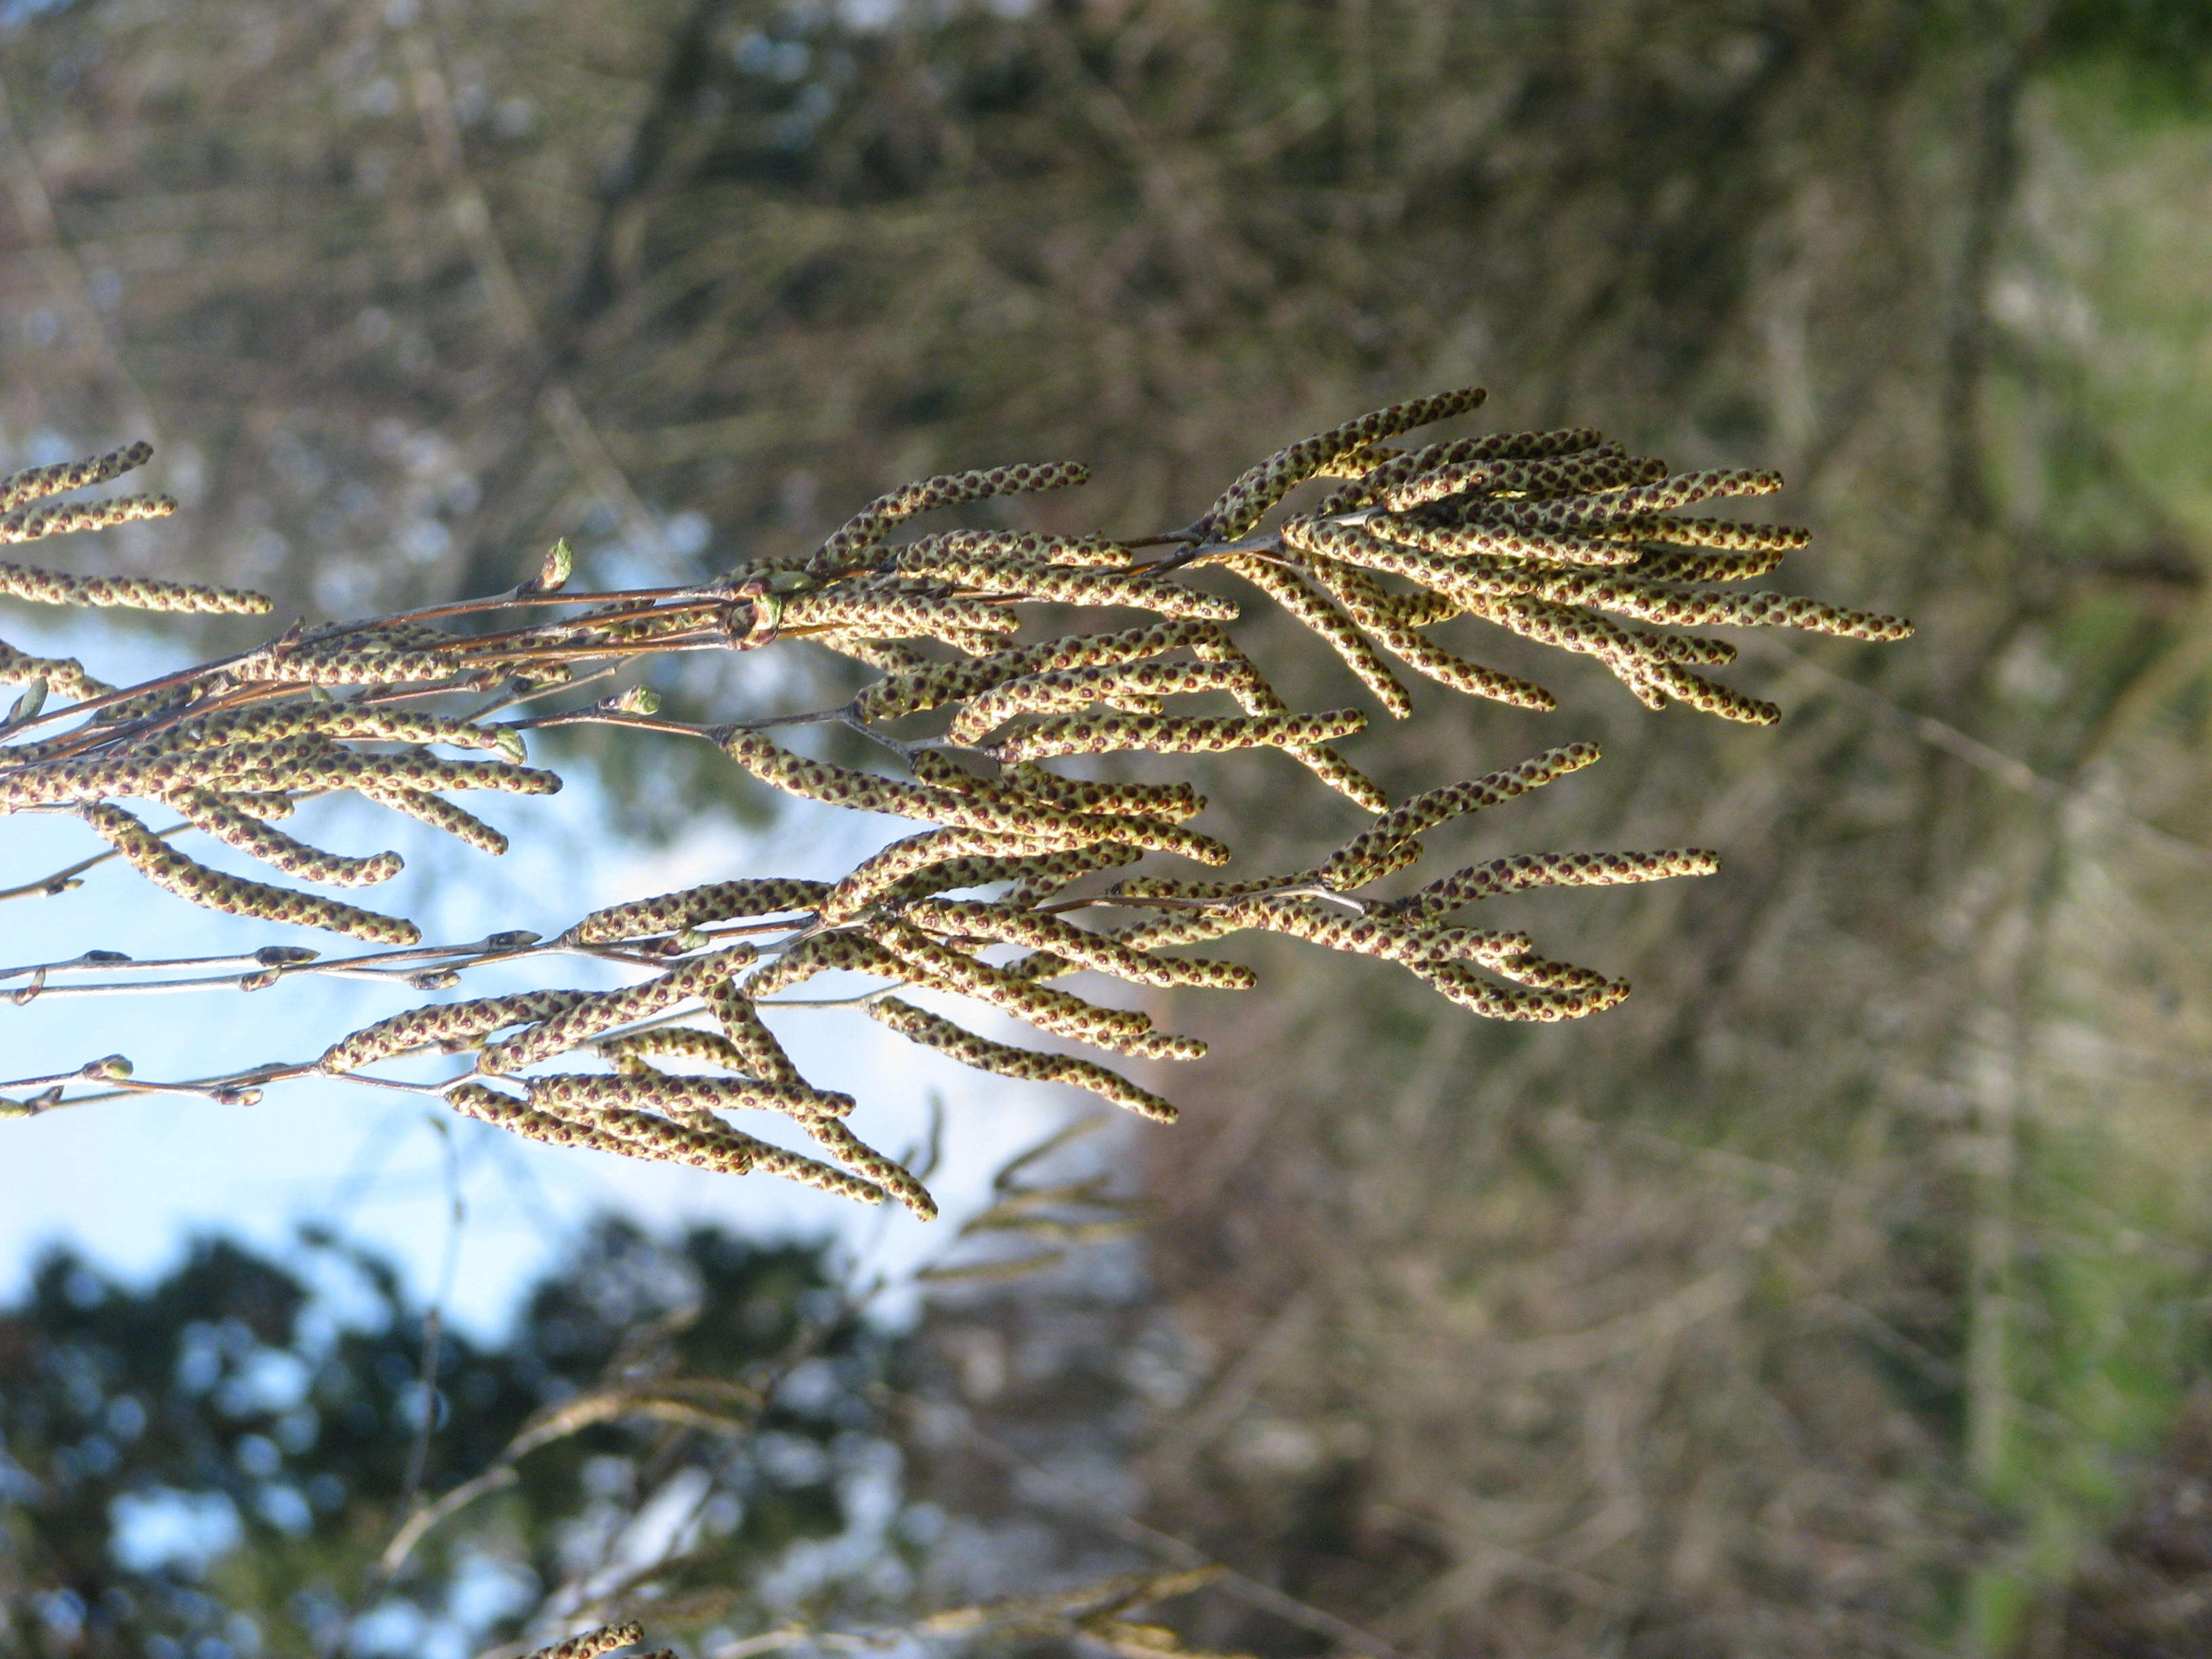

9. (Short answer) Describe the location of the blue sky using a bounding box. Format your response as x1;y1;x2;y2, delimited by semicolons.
0;616;1111;1338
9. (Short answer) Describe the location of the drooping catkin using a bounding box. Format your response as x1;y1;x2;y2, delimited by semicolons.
1216;553;1411;717
1;743;560;809
819;827;1091;923
0;640;112;701
1298;554;1558;710
1001;765;1204;823
1317;428;1608;512
1475;468;1784;530
131;702;522;761
905;898;1258;989
1322;742;1602;887
848;619;1212;723
77;802;419;943
865;917;1199;1060
1218;895;1532;970
230;647;463;686
0;441;154;512
448;1083;883;1201
778;588;1021;639
321;991;598;1073
1414;962;1629;1022
1389;848;1720;921
514;1621;644;1659
867;997;1180;1123
879;842;1143;907
802;1117;937;1218
947;660;1254;743
596;1025;755;1075
722;732;1221;861
742;930;910;998
893;528;1128;571
161;787;404;886
1377;447;1664;512
358;787;512;854
703;979;811;1090
527;1073;855;1121
0;491;182;551
1189;387;1488;543
0;556;269;613
476;947;756;1075
993;708;1365;763
920;557;1240;621
806;461;1090;574
1486;950;1614;994
573;878;831;943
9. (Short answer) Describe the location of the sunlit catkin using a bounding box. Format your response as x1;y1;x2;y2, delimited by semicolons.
476;947;757;1075
77;802;419;943
0;440;155;512
573;878;830;943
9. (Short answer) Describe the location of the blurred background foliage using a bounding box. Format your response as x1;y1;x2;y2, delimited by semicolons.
0;1219;901;1658
11;0;2212;1652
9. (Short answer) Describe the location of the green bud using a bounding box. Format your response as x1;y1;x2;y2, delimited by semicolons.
536;539;574;592
5;677;46;724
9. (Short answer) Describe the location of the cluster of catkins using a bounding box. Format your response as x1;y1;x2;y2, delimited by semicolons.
0;392;1908;1213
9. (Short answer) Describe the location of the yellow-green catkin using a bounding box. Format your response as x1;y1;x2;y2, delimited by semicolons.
323;991;597;1073
162;787;403;886
0;557;268;614
573;878;830;943
77;802;419;943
